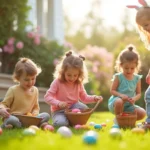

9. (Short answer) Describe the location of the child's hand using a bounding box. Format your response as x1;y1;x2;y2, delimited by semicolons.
120;94;129;102
128;97;135;105
0;108;10;118
58;102;68;109
146;74;150;85
94;96;103;102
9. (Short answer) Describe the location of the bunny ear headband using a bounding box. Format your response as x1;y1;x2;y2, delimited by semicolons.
126;0;149;10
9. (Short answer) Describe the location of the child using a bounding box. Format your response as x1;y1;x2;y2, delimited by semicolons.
0;57;50;129
108;44;146;124
127;0;150;128
44;50;103;127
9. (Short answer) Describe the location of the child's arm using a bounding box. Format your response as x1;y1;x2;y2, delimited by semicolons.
31;89;40;116
129;79;141;104
79;84;103;103
44;80;62;106
110;76;129;101
146;69;150;85
0;105;10;118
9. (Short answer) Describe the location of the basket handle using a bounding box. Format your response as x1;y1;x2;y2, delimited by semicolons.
90;100;101;113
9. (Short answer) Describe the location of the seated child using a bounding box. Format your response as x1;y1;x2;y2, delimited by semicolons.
108;44;146;124
0;57;50;129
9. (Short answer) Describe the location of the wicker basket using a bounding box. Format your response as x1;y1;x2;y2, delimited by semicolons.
64;100;101;126
14;114;42;127
116;111;137;128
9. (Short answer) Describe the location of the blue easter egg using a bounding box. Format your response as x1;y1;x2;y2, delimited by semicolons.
94;124;102;129
83;130;98;144
112;124;120;128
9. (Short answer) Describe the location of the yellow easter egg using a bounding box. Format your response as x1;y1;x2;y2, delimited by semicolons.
131;128;145;134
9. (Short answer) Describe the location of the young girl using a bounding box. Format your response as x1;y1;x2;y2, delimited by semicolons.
0;58;50;129
108;44;146;123
44;50;103;127
127;0;150;128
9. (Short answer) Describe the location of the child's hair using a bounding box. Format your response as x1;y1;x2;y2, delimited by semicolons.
136;7;150;50
53;50;88;84
13;57;42;82
115;44;141;73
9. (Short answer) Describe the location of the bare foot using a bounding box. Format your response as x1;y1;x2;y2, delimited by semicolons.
5;124;13;129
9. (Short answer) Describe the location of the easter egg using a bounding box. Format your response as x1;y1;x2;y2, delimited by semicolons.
136;122;142;128
43;125;54;132
26;112;33;116
23;128;36;136
112;124;120;129
71;108;81;113
109;128;122;139
89;122;95;126
121;112;129;116
94;124;102;130
0;128;3;135
101;123;106;127
29;125;40;131
57;126;72;138
131;128;145;134
81;125;90;130
83;130;98;144
74;124;82;129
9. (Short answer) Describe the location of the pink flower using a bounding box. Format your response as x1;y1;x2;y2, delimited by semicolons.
53;59;59;66
7;45;14;54
16;41;24;49
27;32;35;38
3;45;14;54
34;37;41;45
7;37;15;45
3;45;9;52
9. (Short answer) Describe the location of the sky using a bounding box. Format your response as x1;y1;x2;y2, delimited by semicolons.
62;0;142;32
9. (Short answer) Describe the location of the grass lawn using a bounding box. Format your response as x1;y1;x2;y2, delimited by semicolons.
0;112;148;150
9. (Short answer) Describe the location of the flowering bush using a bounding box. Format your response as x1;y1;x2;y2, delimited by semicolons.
80;45;114;106
0;28;65;87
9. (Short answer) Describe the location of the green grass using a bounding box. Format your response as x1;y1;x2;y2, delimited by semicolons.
0;112;149;150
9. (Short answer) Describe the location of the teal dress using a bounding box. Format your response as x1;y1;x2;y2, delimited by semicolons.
108;72;142;114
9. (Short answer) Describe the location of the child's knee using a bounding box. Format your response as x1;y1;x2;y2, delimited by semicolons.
5;116;22;128
38;112;50;123
114;99;123;107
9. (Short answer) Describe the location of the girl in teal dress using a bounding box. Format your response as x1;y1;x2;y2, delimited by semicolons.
108;44;146;121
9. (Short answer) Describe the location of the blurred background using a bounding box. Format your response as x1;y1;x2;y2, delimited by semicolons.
0;0;149;112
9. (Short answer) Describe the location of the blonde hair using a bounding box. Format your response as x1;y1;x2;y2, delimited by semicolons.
53;50;88;84
136;7;150;50
115;44;141;73
13;57;42;82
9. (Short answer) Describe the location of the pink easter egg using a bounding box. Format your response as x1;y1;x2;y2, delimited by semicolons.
44;125;54;132
74;124;82;129
72;108;81;113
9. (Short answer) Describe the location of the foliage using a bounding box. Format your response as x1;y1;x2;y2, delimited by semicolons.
0;112;148;150
0;29;65;87
0;0;31;46
80;45;114;110
0;1;66;87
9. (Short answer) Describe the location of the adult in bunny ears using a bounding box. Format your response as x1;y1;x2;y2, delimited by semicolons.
127;0;150;129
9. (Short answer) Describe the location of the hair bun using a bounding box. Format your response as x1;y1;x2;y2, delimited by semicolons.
66;51;72;57
128;46;133;51
79;55;85;61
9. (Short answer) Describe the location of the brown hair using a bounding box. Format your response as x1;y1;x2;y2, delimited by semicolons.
13;57;41;82
115;44;141;73
53;50;88;84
